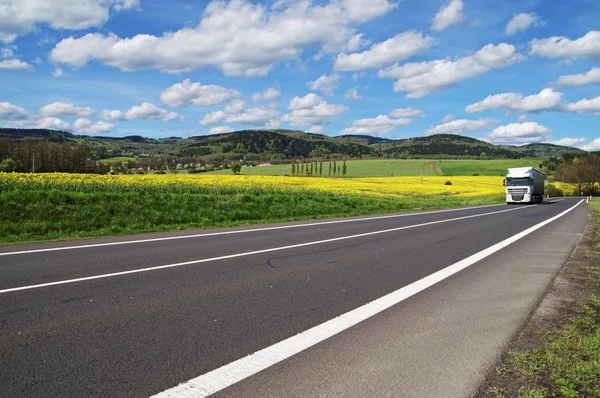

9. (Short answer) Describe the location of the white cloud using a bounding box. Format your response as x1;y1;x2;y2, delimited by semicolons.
344;88;362;100
49;0;396;76
307;74;340;96
73;118;115;134
582;138;600;152
160;79;241;107
252;87;281;102
517;114;527;122
505;13;545;36
531;31;600;60
431;0;465;31
309;125;325;134
424;118;496;135
100;109;126;121
39;102;95;117
0;59;33;70
52;67;66;78
345;33;370;52
550;137;588;148
200;100;279;127
553;67;600;86
34;117;71;130
126;102;181;122
465;88;563;113
340;115;412;136
485;122;551;144
281;93;347;127
334;31;433;71
0;47;14;58
0;102;30;121
0;0;139;43
441;114;454;123
379;43;523;98
389;107;425;118
563;96;600;115
207;126;234;135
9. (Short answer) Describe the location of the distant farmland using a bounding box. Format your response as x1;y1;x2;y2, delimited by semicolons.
208;159;540;177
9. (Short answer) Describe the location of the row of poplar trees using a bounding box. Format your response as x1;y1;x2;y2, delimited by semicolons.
290;159;347;177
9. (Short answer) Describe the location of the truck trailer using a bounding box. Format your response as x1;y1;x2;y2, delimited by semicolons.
505;167;545;204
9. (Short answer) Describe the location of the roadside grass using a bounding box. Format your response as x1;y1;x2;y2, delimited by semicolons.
0;189;502;245
207;159;539;178
481;200;600;398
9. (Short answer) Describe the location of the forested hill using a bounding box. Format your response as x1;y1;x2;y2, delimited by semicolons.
0;128;584;165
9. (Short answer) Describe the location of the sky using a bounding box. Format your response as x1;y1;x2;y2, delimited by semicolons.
0;0;599;150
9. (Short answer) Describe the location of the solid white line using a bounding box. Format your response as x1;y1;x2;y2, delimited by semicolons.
0;204;506;257
152;199;584;398
0;206;526;294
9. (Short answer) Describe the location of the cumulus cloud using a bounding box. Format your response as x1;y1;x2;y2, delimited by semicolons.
465;88;563;113
0;0;139;43
334;31;433;71
309;125;325;134
550;137;588;148
125;102;181;121
441;114;454;123
160;79;241;107
379;43;524;98
307;74;341;96
100;109;126;121
49;0;396;76
0;102;30;121
34;117;71;130
344;88;362;100
553;67;600;86
531;31;600;60
0;59;33;70
73;118;115;134
39;102;95;117
207;126;234;135
340;115;412;136
563;96;600;115
200;100;279;127
389;107;426;118
252;87;281;102
582;138;600;152
52;68;66;78
0;47;14;58
424;118;496;135
281;93;347;127
518;114;527;122
431;0;465;31
485;122;551;144
505;13;545;36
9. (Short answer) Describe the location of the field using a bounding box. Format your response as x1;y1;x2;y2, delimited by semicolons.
99;156;137;163
0;172;505;244
207;159;540;177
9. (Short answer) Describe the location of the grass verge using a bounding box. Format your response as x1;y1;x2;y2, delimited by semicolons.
478;201;600;398
0;189;501;245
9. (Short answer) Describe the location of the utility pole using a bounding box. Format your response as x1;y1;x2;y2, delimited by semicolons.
420;166;423;184
32;152;35;173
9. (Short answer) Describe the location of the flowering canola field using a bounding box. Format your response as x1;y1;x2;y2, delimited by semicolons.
0;172;504;199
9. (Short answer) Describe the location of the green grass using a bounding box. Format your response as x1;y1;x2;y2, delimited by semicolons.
0;189;501;244
99;156;137;163
438;159;541;176
208;159;539;178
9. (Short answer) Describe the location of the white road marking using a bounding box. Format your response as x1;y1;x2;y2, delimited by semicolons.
0;206;527;294
152;199;584;398
0;204;506;257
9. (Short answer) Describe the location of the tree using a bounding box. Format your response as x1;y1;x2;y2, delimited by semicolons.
328;161;332;177
333;160;337;177
319;160;323;176
342;159;347;177
0;158;23;172
231;162;242;175
291;159;295;176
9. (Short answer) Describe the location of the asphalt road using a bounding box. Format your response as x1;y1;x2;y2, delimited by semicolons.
0;198;589;397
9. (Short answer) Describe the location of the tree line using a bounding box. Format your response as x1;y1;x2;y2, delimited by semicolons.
289;159;347;177
542;152;600;195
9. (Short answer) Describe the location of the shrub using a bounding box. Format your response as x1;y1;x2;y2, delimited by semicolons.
445;181;452;185
154;170;166;174
546;183;563;197
231;162;242;175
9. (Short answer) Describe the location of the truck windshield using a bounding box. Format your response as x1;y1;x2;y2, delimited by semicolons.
507;177;530;186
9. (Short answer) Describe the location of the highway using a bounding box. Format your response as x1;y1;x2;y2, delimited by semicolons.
0;198;589;397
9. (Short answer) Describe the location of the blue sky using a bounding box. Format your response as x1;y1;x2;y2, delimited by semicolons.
0;0;599;150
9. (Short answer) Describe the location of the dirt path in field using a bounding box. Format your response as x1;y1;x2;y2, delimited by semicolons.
424;161;443;176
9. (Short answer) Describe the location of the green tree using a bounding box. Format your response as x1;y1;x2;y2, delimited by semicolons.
333;160;337;177
310;162;313;176
319;160;323;176
231;162;242;175
342;159;347;177
0;158;23;172
329;161;332;177
291;159;295;176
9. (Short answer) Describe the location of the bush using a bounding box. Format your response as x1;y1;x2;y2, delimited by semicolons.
187;169;203;174
546;183;563;197
445;181;452;185
154;170;166;174
231;162;242;175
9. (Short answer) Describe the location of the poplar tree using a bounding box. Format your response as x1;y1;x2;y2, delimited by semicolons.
342;159;347;177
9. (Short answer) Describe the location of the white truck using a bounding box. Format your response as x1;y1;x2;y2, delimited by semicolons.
505;167;545;204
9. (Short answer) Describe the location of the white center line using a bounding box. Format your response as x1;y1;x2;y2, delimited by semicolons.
0;204;505;257
152;199;584;398
0;206;527;294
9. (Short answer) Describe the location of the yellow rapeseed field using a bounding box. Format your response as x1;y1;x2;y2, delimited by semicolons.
0;172;505;199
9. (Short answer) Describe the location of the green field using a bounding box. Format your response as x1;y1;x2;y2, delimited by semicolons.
208;159;540;177
99;156;137;163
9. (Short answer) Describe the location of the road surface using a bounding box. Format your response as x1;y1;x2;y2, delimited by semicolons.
0;198;589;397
